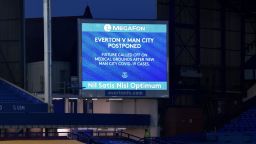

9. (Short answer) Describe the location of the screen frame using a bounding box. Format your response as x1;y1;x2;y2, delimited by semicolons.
78;19;169;99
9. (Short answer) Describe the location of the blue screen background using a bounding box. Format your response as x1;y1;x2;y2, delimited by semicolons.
82;31;167;82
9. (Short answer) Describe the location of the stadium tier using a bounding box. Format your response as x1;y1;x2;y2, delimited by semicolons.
220;107;256;132
0;78;48;113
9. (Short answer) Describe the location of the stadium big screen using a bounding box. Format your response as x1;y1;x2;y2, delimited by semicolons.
78;20;169;98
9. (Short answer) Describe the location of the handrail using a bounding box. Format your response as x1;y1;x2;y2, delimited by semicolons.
141;137;186;144
87;130;142;139
72;130;143;143
0;130;188;144
119;131;142;141
0;131;69;139
0;131;98;143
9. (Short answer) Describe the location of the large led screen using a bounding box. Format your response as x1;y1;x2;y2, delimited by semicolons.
79;20;169;98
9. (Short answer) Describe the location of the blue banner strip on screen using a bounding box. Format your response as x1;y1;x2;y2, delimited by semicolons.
82;23;167;33
82;81;167;90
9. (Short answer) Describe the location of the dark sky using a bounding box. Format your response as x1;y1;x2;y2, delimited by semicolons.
25;0;156;19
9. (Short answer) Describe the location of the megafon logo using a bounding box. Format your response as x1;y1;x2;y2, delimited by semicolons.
104;24;112;32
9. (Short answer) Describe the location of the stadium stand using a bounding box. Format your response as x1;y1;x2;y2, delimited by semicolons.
194;106;256;144
219;107;256;132
0;78;48;113
4;74;256;144
0;78;150;129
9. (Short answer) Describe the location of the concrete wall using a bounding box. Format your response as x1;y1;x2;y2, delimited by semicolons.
93;99;159;137
158;0;242;103
27;61;70;93
93;99;111;114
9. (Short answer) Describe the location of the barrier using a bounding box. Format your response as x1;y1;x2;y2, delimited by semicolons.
0;113;150;128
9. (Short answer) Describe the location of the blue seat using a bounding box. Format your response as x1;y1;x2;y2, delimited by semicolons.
219;107;256;132
0;79;48;113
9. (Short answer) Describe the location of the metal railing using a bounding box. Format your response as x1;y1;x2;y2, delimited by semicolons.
0;131;69;140
0;130;187;144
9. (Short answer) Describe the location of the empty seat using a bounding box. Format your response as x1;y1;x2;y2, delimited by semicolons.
0;79;48;113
